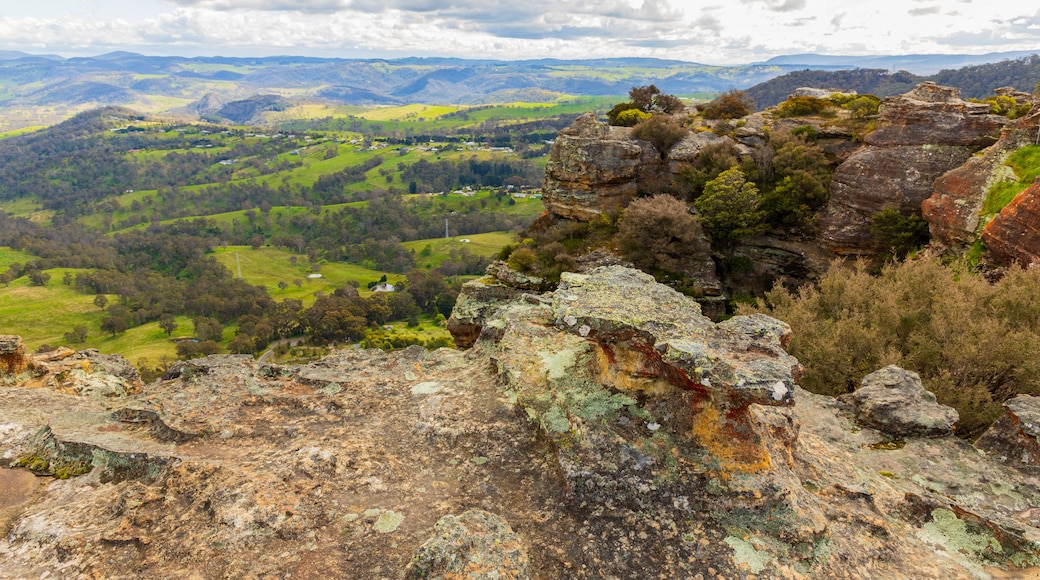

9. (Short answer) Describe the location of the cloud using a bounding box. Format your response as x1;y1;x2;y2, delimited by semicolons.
740;0;807;13
908;6;940;16
164;0;351;12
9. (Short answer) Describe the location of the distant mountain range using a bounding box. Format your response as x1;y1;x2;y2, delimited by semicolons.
759;51;1040;75
0;50;1035;128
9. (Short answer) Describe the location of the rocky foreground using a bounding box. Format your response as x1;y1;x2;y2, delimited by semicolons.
3;266;1040;579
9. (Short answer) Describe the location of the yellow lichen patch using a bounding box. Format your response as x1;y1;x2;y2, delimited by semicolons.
691;403;772;475
593;344;671;395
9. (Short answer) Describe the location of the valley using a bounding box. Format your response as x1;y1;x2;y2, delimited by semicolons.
0;100;561;373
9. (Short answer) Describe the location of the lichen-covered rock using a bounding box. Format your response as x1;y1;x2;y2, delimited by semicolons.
842;365;958;438
542;112;658;221
447;270;527;349
819;82;1005;256
975;395;1040;467
404;510;529;580
981;179;1040;266
0;335;28;376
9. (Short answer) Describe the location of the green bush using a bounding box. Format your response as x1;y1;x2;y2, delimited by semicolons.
614;108;651;127
694;167;768;248
842;95;881;119
869;208;930;260
775;96;834;118
606;102;642;126
740;257;1040;438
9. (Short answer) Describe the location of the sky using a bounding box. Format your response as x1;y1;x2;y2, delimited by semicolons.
0;1;1037;64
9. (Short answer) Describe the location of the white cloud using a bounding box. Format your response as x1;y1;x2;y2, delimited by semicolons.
0;1;1034;64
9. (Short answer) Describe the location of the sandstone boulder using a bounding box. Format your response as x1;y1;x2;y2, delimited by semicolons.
819;82;1006;256
542;113;657;220
404;510;530;580
842;365;958;438
975;394;1040;467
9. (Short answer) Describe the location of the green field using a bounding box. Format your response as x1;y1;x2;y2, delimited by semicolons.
0;247;36;270
402;231;515;269
0;126;43;140
210;246;403;304
0;268;182;366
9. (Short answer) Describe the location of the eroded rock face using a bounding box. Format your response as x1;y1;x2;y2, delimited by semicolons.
819;82;1006;256
542;113;657;220
976;395;1040;467
864;82;1004;148
981;179;1040;266
841;365;958;438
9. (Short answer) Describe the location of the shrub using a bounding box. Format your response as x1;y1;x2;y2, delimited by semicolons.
630;85;661;111
632;115;689;160
617;195;710;276
675;141;741;200
614;108;651;127
790;125;818;142
739;257;1040;438
655;94;685;114
694;167;768;248
701;90;754;120
606;102;642;126
775;96;833;117
842;95;881;119
869;208;930;260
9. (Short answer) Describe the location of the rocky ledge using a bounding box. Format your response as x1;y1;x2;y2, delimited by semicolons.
2;267;1040;578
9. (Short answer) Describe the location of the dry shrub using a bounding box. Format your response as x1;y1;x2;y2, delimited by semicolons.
617;195;710;276
739;257;1040;438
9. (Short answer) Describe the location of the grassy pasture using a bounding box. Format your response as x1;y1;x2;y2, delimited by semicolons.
0;269;180;366
402;231;515;269
0;247;36;270
210;246;402;304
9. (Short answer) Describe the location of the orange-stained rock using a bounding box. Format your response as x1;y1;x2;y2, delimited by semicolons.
819;82;1006;256
923;110;1040;248
981;179;1040;266
0;335;28;376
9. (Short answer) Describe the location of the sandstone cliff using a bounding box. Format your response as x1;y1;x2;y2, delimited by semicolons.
3;266;1040;578
819;82;1006;256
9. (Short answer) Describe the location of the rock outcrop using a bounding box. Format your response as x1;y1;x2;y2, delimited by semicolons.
981;179;1040;266
542;113;657;220
0;335;28;376
976;394;1040;468
819;82;1006;256
3;268;1040;577
841;365;958;438
921;109;1040;248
